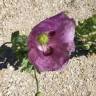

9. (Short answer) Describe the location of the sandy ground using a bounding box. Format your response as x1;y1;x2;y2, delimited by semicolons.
0;0;96;96
0;55;96;96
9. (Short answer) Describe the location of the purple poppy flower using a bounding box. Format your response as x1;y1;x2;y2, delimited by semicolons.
28;12;75;72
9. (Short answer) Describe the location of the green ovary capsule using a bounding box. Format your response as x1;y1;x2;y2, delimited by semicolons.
37;33;49;45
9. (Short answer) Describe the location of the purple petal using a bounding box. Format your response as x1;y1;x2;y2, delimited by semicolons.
28;45;69;72
28;12;76;72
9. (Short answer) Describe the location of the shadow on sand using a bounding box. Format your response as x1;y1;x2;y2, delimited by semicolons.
0;43;20;70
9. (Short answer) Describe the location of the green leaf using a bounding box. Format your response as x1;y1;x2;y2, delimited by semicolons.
20;58;34;73
11;31;19;43
76;15;96;35
76;15;96;55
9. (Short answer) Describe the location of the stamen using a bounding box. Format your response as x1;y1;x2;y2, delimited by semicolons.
43;47;53;56
38;45;47;52
38;45;53;56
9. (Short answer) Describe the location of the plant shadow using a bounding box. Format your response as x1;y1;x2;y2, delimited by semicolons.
0;43;20;70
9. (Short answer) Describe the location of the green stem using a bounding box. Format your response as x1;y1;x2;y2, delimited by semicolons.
34;68;39;93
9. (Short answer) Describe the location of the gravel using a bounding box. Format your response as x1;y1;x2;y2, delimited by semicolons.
0;0;96;96
0;55;96;96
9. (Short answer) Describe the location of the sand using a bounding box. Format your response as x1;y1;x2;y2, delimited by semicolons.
0;0;96;96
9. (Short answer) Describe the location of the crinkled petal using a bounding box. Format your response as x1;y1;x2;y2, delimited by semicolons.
28;12;67;50
28;45;69;72
28;12;76;72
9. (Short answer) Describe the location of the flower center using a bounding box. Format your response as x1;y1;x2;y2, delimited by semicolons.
37;33;49;45
37;33;53;56
38;45;53;56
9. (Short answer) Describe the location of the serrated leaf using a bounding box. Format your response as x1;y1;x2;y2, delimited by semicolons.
20;58;34;73
11;31;19;43
76;15;96;35
75;15;96;55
